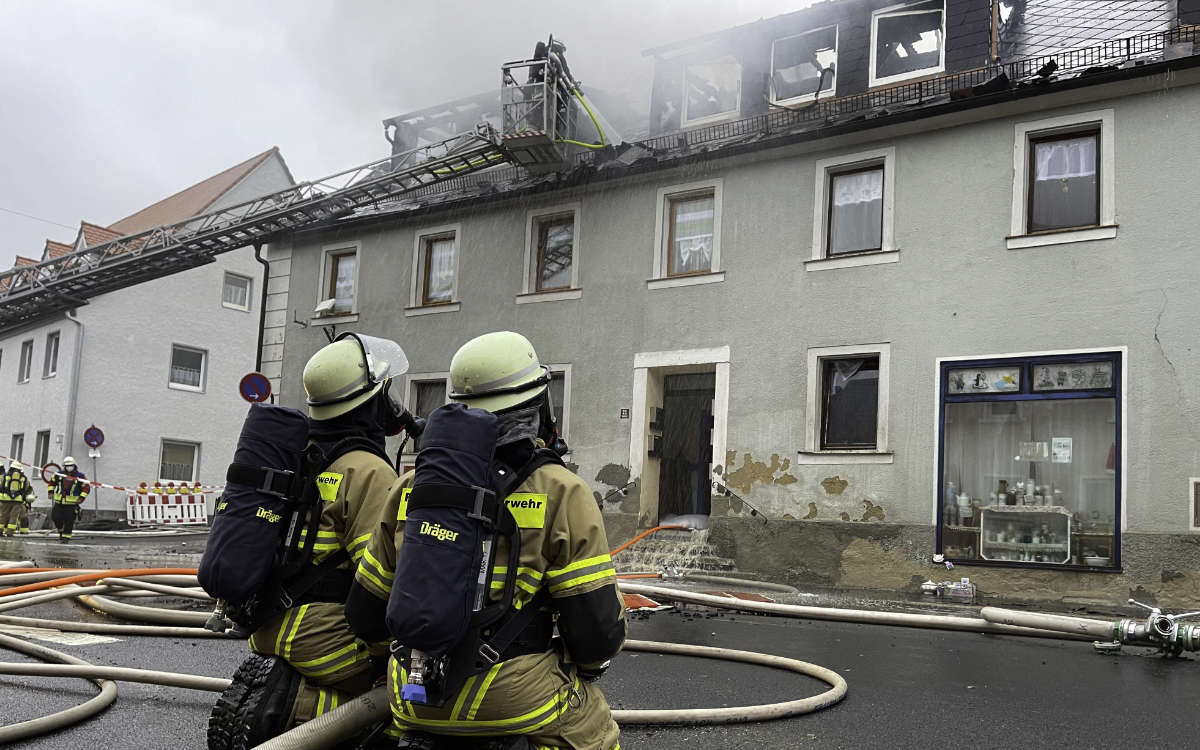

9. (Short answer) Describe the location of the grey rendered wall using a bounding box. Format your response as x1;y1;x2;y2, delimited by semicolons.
0;317;77;467
66;155;292;511
278;80;1200;543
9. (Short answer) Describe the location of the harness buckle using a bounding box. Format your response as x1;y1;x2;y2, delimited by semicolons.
258;468;295;499
478;642;501;665
466;485;497;524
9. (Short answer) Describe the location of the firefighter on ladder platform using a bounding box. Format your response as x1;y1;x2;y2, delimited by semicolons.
48;457;90;543
0;462;35;536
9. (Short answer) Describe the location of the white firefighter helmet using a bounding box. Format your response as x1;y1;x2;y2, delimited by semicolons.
449;331;551;413
63;456;77;468
303;333;409;421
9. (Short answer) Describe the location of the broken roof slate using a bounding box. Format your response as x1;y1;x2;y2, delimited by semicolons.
1001;0;1175;59
107;147;280;235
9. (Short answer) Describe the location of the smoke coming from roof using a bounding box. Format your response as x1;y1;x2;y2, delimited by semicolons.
0;0;813;269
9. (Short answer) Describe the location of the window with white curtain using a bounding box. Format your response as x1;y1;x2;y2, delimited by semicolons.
828;167;885;255
222;272;252;311
1028;132;1099;233
668;192;715;276
421;235;456;305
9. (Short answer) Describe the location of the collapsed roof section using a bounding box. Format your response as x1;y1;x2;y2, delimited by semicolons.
999;0;1177;60
343;18;1200;227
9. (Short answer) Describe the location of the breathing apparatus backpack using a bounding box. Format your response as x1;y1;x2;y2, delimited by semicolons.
198;402;385;634
385;402;563;707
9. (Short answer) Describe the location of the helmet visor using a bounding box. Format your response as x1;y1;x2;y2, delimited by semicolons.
337;333;410;386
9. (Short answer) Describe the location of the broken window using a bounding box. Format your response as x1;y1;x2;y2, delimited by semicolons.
548;368;568;440
421;234;456;305
872;2;944;85
535;214;574;291
772;26;838;103
1028;131;1099;233
683;55;740;125
821;356;880;449
667;192;715;276
828;166;884;255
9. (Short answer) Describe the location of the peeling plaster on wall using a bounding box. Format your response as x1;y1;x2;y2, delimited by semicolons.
724;452;800;494
1162;569;1185;583
595;463;631;488
803;502;818;520
860;499;886;522
821;476;849;495
839;512;851;521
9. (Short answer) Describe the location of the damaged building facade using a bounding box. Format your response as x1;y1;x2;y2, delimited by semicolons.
268;0;1200;606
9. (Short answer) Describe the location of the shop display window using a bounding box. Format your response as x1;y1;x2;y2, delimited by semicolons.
938;352;1121;571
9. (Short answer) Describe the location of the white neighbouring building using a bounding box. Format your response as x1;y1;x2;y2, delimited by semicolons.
0;148;294;516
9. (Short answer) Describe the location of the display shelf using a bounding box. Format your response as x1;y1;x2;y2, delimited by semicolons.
979;505;1071;564
944;525;980;534
981;541;1068;552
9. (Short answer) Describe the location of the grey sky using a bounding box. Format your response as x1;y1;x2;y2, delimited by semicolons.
0;0;813;271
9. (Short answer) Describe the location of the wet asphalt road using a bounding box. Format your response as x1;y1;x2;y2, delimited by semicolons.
3;534;1200;749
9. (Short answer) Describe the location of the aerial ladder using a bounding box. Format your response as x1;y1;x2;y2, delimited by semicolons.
0;36;608;333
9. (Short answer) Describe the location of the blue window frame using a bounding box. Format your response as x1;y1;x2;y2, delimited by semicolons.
937;351;1121;572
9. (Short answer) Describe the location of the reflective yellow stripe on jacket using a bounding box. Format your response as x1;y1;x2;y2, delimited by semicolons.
544;553;616;595
390;660;577;735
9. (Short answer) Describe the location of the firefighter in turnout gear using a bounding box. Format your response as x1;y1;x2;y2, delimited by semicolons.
0;462;35;536
346;331;626;750
49;457;90;543
208;334;416;749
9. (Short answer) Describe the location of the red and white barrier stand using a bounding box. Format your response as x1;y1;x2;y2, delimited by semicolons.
126;482;209;527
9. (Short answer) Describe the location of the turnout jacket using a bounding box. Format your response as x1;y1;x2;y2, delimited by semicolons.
348;460;627;736
247;448;397;682
1;471;34;503
49;471;90;505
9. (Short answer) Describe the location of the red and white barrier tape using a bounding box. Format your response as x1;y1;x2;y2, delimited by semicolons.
0;453;224;493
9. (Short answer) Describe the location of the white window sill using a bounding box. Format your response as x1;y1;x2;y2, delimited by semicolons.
42;373;57;380
682;111;739;129
312;313;359;326
404;302;461;317
647;272;725;290
1006;225;1118;250
797;450;894;465
516;288;582;304
806;250;899;271
167;384;205;394
222;303;252;313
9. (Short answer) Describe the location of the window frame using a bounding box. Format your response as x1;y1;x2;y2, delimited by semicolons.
825;164;886;258
1191;477;1200;533
800;343;892;464
868;1;947;88
1008;109;1116;250
317;242;360;319
809;147;898;271
10;433;24;463
770;25;839;106
681;55;743;128
221;271;253;312
651;178;724;289
168;344;208;393
408;224;462;316
934;349;1124;571
520;204;582;302
545;364;573;443
33;430;50;468
17;339;33;384
42;330;60;379
402;373;450;461
819;355;882;450
1025;130;1101;235
159;439;200;483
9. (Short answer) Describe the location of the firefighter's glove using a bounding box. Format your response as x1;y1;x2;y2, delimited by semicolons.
577;660;611;683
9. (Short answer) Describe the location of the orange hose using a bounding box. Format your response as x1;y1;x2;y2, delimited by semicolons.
610;525;686;557
617;573;662;580
0;568;199;598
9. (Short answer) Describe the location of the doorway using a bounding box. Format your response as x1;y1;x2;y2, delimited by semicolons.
657;372;715;518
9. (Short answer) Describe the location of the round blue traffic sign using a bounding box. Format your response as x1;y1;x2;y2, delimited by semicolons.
83;425;105;448
239;372;272;403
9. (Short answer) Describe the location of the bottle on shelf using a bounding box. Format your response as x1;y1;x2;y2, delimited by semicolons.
958;492;973;527
944;481;959;526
